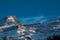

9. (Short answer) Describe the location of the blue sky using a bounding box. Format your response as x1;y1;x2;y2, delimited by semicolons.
0;0;60;24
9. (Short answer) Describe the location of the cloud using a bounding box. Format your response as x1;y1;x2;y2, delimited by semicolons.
19;15;47;24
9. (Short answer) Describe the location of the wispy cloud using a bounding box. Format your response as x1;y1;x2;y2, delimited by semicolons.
19;15;48;24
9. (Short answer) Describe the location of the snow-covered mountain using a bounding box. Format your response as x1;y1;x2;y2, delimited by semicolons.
0;16;60;40
23;17;60;40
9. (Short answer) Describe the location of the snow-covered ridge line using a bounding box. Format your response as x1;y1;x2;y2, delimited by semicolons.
0;24;16;28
